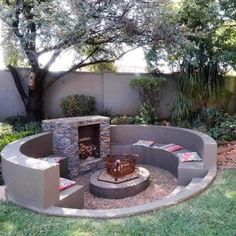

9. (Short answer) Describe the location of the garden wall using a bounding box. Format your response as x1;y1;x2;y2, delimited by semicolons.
0;68;235;121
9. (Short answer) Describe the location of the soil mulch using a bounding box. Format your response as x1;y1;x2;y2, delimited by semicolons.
76;164;177;210
217;140;236;169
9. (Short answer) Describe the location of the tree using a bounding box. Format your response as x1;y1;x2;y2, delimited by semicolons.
0;0;173;121
146;0;236;111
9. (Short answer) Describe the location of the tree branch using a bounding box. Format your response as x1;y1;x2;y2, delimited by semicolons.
45;47;137;90
43;49;61;71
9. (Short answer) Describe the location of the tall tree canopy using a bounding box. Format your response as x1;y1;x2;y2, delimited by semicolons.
146;0;236;107
0;0;174;120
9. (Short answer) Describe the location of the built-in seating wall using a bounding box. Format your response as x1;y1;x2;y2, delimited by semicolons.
20;133;53;158
1;132;59;209
110;125;217;169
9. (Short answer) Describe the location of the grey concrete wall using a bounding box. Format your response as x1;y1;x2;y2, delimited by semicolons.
0;69;179;120
3;69;235;120
0;69;28;120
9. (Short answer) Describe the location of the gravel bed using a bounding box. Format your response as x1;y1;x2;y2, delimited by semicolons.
76;164;177;210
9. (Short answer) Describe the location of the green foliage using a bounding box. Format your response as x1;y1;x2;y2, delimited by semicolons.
170;93;192;123
208;116;236;141
87;62;117;73
200;107;227;129
0;121;42;153
130;76;166;123
190;107;236;141
60;95;96;117
146;0;235;118
130;76;166;93
0;123;13;136
111;115;136;125
4;115;28;131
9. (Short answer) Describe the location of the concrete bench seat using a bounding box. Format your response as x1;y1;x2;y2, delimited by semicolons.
39;155;69;178
111;142;205;185
1;132;84;210
1;124;217;218
57;184;84;209
110;125;217;185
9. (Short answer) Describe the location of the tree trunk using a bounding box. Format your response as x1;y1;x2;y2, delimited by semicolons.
27;69;44;121
7;65;44;121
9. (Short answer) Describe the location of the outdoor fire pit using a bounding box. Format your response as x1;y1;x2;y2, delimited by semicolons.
106;154;137;178
89;154;150;199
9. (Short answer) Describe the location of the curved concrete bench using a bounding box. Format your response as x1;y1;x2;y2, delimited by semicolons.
1;132;84;210
1;125;217;218
110;125;217;185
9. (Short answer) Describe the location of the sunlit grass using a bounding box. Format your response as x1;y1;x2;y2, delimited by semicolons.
0;169;236;236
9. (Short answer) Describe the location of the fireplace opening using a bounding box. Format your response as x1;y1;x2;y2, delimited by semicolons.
78;124;100;160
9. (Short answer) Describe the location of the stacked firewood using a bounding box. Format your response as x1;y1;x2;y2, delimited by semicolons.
79;143;99;159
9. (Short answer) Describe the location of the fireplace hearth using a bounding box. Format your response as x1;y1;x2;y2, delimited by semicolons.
42;116;110;178
78;124;100;160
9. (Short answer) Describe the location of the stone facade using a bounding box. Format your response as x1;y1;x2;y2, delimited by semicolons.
42;116;110;178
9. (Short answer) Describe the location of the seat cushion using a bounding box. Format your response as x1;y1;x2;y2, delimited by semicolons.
132;140;155;147
177;152;202;162
159;143;184;152
59;178;76;191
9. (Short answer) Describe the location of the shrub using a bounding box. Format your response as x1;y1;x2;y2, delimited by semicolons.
200;107;227;129
0;123;13;136
208;117;236;141
130;76;166;123
4;115;27;131
60;95;96;117
111;115;136;125
0;122;42;152
170;93;192;124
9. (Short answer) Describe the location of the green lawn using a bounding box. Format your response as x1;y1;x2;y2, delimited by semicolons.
0;169;236;236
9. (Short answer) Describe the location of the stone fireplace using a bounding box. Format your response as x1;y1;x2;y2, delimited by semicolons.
42;116;110;178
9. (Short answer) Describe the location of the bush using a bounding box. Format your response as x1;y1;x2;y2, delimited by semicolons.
130;76;166;123
200;107;227;129
0;123;13;136
4;115;27;131
208;117;236;141
111;115;136;125
169;93;192;124
60;95;96;117
0;122;42;152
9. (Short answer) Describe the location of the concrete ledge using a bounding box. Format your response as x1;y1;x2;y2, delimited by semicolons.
29;167;217;219
57;185;84;209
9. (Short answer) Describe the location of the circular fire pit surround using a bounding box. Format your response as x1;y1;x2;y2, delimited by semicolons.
78;165;177;209
90;167;150;199
1;121;217;219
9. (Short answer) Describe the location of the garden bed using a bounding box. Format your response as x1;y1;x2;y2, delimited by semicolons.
217;141;236;169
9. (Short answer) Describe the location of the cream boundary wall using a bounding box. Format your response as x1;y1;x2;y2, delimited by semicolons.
1;68;235;121
0;69;178;120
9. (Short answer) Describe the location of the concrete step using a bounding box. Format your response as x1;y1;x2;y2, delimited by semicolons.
57;184;84;209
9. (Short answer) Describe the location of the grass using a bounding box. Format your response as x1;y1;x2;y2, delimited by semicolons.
0;169;235;236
